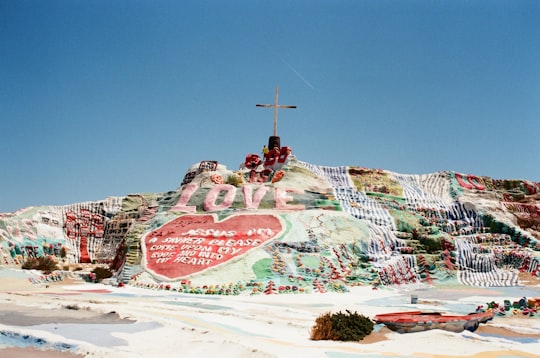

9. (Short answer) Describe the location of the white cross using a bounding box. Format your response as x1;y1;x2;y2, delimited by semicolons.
256;86;297;137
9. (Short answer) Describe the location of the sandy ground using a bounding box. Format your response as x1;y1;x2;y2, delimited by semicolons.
1;269;540;358
0;347;85;358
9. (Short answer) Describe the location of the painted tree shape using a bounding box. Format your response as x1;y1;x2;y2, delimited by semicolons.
338;243;354;260
264;280;277;295
312;278;326;293
64;211;91;263
333;247;351;275
387;266;400;284
322;256;345;280
441;249;457;270
417;255;434;284
330;267;343;281
396;260;417;284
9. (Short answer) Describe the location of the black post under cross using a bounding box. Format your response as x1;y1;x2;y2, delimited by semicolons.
256;86;297;137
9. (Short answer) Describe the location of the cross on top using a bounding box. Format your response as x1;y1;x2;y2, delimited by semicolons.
256;86;297;137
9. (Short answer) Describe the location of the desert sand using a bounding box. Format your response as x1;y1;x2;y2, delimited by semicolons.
1;269;539;358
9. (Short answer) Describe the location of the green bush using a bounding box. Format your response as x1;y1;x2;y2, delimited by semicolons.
21;256;58;274
310;310;374;341
91;267;113;281
225;174;243;187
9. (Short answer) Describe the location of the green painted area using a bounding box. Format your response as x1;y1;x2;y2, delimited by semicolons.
157;191;181;211
252;258;273;279
121;193;159;212
365;192;407;205
315;199;342;210
391;209;424;233
301;255;322;269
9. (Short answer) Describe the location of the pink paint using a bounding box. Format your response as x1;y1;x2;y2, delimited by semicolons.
243;185;270;209
171;183;198;212
143;214;283;279
455;173;473;190
455;173;485;191
204;184;237;211
468;176;485;190
172;184;306;212
3;219;37;241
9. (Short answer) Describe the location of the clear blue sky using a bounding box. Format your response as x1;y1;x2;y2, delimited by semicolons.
1;0;539;212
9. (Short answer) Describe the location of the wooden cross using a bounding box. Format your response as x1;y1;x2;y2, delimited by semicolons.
256;86;297;137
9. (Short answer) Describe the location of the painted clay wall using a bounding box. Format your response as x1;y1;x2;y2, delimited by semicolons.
1;155;539;294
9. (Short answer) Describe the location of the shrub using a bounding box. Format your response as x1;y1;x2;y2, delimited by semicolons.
91;267;113;281
64;304;80;310
310;310;374;341
21;256;58;274
225;174;243;187
21;257;38;270
310;312;338;340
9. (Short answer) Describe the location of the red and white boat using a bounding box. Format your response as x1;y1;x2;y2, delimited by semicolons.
374;310;494;333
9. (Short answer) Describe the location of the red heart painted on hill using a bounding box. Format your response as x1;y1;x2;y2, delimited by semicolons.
142;214;284;279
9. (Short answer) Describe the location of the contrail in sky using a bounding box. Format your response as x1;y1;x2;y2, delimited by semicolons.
281;58;314;89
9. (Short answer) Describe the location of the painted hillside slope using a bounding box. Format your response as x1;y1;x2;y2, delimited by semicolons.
1;148;539;294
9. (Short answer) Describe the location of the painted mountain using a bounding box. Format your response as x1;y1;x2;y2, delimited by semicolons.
1;146;539;294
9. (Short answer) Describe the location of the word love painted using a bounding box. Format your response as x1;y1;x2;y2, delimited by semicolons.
142;214;283;279
171;183;305;212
